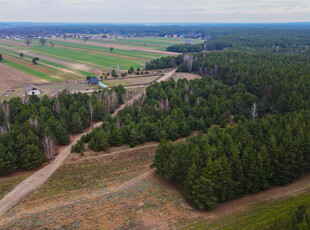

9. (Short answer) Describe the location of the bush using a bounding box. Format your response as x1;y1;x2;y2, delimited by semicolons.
71;140;85;154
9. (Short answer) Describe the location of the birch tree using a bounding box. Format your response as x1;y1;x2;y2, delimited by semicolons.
43;135;55;160
250;102;258;120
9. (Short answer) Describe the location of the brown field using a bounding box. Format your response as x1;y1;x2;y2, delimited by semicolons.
0;62;46;94
172;72;201;81
103;75;160;87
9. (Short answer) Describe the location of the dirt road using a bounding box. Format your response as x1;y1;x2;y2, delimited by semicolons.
0;69;176;218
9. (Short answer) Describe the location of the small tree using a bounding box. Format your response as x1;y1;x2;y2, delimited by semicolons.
83;37;89;42
0;54;3;62
50;41;55;48
39;38;47;46
19;53;24;58
110;47;114;52
111;69;118;78
32;57;40;65
71;140;85;154
88;129;109;151
128;66;134;74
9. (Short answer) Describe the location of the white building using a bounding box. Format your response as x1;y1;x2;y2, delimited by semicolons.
26;85;40;95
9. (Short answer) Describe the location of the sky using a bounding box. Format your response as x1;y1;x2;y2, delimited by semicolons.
0;0;309;23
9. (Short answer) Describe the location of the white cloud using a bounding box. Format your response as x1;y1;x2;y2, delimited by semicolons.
0;0;309;22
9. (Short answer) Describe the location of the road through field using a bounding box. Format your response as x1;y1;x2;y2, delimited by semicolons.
0;68;176;219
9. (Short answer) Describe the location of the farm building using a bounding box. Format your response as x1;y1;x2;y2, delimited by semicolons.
185;40;192;44
26;85;40;95
87;77;99;86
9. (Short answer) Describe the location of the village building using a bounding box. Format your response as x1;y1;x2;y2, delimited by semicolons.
87;77;99;86
26;85;40;95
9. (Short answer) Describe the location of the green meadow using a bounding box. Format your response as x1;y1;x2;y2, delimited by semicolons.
192;191;310;229
2;59;60;82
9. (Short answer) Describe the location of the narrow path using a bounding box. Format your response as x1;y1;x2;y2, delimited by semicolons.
0;69;176;218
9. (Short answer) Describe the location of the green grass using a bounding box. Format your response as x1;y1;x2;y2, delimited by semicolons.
0;48;82;80
15;43;145;70
0;43;96;76
191;191;310;229
53;40;166;59
2;59;60;82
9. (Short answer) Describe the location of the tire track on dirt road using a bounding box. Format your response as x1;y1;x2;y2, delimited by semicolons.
0;69;176;219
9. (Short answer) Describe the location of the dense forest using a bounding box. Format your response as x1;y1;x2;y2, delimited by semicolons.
71;76;257;153
166;41;232;53
152;110;310;209
146;52;310;115
0;86;125;175
144;29;310;211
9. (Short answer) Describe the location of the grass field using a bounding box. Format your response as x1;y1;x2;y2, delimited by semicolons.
193;192;310;229
0;37;183;93
1;59;60;82
0;37;178;72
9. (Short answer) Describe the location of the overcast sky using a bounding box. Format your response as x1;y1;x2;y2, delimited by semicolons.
0;0;309;23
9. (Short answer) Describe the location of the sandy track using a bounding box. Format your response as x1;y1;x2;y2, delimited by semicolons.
51;38;180;56
0;69;176;219
0;63;46;94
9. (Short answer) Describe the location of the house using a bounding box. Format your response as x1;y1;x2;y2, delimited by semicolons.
26;85;40;95
87;77;99;86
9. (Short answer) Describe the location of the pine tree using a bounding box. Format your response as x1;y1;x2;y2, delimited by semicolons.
0;144;17;175
89;129;109;151
71;113;84;133
110;127;123;146
20;144;45;170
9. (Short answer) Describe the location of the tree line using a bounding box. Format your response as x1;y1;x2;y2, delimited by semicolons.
166;41;232;53
146;52;310;115
0;86;125;175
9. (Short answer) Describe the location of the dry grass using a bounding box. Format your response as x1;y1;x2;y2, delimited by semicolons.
172;73;201;81
102;76;159;87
